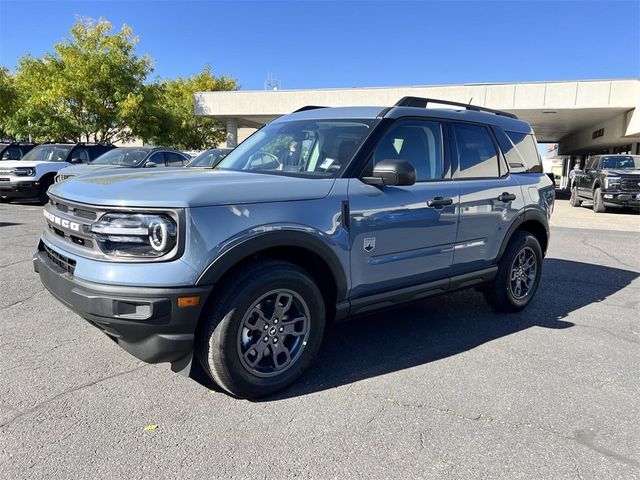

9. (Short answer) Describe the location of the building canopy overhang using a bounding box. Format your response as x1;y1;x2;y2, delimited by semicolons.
195;79;640;153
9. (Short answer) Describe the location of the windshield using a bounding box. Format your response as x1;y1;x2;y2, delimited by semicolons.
600;155;640;170
20;144;73;162
215;119;377;177
91;148;150;166
188;149;230;168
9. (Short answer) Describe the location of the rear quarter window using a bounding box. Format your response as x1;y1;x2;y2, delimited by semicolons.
494;128;542;173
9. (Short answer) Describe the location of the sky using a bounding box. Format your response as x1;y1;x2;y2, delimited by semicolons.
0;0;638;90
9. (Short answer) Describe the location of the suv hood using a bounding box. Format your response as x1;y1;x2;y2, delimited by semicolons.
48;168;336;208
57;164;125;177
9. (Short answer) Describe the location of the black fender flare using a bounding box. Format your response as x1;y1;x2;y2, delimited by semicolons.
195;230;349;301
496;209;550;261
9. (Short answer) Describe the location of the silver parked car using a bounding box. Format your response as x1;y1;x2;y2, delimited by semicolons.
55;147;190;183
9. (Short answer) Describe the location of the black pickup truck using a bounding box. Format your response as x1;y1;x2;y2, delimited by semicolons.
571;154;640;212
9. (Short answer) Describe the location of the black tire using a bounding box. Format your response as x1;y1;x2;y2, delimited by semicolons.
569;187;582;207
196;260;325;399
0;196;10;203
592;187;606;213
483;231;543;313
38;176;54;205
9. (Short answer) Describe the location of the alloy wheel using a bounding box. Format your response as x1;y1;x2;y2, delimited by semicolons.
236;289;311;378
509;246;538;300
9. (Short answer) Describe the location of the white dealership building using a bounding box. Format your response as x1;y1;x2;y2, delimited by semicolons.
195;78;640;178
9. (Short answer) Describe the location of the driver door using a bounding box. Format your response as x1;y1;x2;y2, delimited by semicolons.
348;119;459;299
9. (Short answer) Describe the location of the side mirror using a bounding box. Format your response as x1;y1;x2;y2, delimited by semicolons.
362;159;416;187
144;161;157;168
69;157;83;164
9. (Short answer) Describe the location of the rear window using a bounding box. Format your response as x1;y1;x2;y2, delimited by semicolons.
452;123;499;179
495;129;542;173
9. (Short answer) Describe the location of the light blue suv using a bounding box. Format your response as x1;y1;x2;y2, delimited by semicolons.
34;97;554;398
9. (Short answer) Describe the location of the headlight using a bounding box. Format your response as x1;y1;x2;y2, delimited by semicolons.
90;213;178;258
14;167;35;177
605;177;620;188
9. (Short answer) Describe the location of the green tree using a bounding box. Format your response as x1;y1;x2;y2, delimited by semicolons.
153;65;238;150
8;18;158;143
0;67;19;139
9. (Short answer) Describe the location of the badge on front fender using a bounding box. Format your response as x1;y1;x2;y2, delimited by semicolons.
363;237;375;253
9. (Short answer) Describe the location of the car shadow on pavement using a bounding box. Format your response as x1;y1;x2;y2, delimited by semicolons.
190;259;639;399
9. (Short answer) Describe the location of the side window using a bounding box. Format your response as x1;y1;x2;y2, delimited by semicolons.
89;147;106;160
147;152;166;166
494;128;525;173
72;148;90;163
166;152;186;167
372;120;443;181
505;131;542;173
452;123;499;179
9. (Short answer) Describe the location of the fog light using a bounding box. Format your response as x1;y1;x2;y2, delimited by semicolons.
177;296;200;308
604;194;613;199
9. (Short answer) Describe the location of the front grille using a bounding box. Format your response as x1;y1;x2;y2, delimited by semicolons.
50;197;97;220
0;178;9;182
620;177;640;191
54;174;75;184
43;243;76;275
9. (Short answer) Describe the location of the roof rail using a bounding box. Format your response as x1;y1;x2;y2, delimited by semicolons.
293;105;328;113
394;96;518;119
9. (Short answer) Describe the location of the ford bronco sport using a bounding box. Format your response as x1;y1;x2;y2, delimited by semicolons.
34;98;554;398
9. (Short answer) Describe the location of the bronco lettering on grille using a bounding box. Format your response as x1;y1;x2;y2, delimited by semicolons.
43;210;80;232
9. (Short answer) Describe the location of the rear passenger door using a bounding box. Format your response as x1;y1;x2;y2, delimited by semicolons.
449;122;524;271
348;119;460;298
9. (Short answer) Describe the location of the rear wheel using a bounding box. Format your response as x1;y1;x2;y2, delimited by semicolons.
483;231;543;313
197;260;325;399
569;187;582;207
592;187;606;213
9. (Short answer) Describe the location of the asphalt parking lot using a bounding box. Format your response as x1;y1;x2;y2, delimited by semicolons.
1;198;639;479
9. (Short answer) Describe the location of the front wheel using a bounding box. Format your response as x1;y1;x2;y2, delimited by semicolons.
197;260;325;399
593;187;606;213
483;231;543;313
38;177;54;205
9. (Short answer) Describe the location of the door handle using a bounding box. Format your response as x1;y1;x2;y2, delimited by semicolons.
498;192;517;202
427;197;454;208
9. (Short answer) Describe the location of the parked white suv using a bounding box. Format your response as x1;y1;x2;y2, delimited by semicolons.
0;143;114;204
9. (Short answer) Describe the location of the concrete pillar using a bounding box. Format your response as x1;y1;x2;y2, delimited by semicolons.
226;118;238;148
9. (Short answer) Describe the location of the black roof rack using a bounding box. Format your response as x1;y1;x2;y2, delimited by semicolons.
394;96;518;119
293;105;328;113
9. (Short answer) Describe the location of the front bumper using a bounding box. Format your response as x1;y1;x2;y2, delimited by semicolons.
0;180;41;198
33;244;212;365
601;190;640;207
